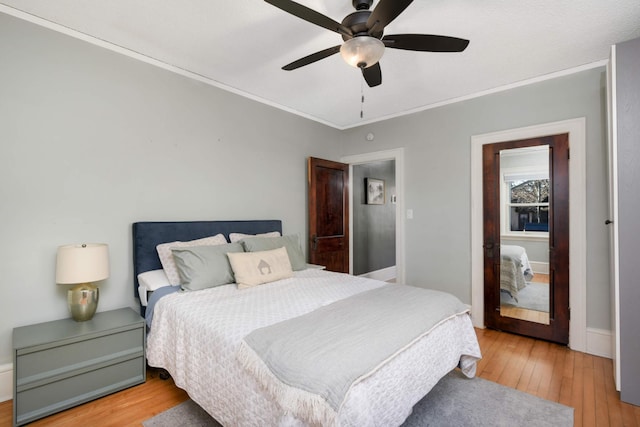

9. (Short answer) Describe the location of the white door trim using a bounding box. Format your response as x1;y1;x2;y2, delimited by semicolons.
341;148;406;285
607;47;621;386
470;118;587;352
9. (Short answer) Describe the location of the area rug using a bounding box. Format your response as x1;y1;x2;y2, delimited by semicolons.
501;281;549;313
143;370;573;426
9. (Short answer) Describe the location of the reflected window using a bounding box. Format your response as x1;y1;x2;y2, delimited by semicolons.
507;178;549;232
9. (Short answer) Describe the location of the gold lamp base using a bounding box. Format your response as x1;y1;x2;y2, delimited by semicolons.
68;283;99;322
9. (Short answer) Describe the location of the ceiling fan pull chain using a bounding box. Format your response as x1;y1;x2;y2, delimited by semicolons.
360;80;365;118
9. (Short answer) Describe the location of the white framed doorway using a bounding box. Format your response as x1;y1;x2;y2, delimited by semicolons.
470;118;587;352
341;148;406;285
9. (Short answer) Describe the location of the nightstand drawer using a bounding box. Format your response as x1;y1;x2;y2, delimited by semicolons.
15;356;145;426
16;327;143;383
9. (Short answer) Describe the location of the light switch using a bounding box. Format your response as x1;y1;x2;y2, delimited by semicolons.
407;209;413;219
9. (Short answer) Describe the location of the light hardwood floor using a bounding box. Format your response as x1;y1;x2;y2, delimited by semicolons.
1;328;639;427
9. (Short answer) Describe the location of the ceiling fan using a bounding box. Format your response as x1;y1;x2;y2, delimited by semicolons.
265;0;470;87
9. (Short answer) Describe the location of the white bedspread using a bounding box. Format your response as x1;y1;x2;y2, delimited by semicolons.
146;269;481;427
501;245;535;299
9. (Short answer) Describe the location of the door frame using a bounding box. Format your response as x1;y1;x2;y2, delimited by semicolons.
471;118;587;352
341;148;406;285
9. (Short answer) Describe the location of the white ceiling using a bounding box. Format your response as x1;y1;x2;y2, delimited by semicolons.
2;1;640;129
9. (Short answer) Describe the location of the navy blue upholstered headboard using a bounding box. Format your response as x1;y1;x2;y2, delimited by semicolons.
132;220;282;314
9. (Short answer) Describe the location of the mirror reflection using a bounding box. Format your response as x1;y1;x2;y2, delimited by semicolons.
499;145;550;325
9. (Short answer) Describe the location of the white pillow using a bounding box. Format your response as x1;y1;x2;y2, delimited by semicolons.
156;234;227;285
137;269;172;306
229;231;281;243
227;246;293;289
137;269;171;292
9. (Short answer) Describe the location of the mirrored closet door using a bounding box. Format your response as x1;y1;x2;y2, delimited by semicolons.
482;134;569;344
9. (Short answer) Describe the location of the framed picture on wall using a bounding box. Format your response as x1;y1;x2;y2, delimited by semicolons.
366;178;385;205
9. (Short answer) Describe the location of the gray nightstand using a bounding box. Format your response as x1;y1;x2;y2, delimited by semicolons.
12;307;145;426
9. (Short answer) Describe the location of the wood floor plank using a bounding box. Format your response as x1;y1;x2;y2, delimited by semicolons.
558;348;575;407
526;340;550;396
497;334;534;389
546;344;566;402
559;375;574;407
515;347;537;392
483;332;515;383
476;328;509;379
571;349;585;426
582;354;597;427
536;341;558;399
594;356;611;426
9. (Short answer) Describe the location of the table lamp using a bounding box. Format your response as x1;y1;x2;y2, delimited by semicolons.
56;243;109;321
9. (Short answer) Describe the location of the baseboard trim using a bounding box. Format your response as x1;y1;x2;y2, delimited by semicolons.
586;328;613;359
0;363;12;402
358;266;397;282
530;261;549;275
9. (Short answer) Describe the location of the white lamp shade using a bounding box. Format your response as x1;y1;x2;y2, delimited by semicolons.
56;243;110;284
340;36;385;68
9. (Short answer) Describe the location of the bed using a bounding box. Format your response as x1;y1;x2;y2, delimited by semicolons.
133;220;481;426
500;244;534;300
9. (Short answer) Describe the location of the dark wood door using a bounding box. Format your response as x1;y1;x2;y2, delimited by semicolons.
483;134;570;344
308;157;349;273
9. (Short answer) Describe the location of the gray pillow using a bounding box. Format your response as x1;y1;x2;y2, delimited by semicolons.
240;234;306;271
171;242;244;291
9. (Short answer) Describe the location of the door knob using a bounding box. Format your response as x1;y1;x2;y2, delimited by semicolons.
483;242;494;258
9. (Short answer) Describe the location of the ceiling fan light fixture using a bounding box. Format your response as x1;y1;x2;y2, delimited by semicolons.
340;36;385;69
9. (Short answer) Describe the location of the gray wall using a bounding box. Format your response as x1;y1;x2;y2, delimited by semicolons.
0;13;342;365
339;67;611;331
352;160;396;275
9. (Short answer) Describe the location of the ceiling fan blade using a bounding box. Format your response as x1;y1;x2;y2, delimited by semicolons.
366;0;414;32
265;0;352;36
361;62;382;87
383;34;470;52
282;45;342;71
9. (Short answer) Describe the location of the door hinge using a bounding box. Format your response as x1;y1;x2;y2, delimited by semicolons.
567;148;570;160
568;306;571;320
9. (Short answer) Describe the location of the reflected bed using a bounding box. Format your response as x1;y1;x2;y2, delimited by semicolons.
500;244;534;300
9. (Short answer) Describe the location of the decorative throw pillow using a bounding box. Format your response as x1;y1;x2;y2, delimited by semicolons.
171;243;244;291
156;234;227;285
229;231;281;243
227;247;293;289
240;234;306;271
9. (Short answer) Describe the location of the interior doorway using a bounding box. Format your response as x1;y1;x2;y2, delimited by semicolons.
352;160;396;280
341;148;406;284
